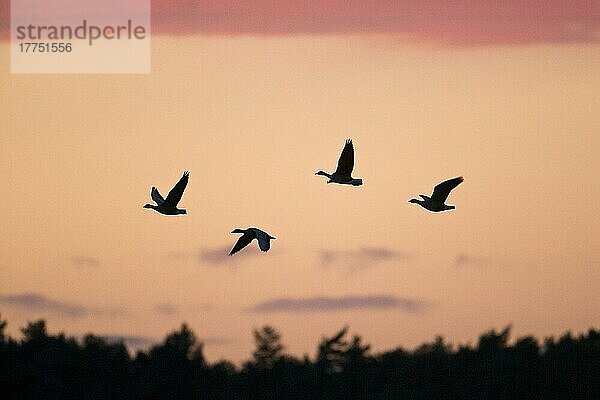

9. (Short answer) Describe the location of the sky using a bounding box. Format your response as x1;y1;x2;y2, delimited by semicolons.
1;1;600;363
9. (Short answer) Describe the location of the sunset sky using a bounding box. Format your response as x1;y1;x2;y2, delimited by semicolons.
1;1;599;363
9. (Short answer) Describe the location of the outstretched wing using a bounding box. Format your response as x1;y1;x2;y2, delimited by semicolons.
431;176;464;203
334;139;355;177
229;232;255;256
151;187;165;206
163;171;189;208
255;230;271;252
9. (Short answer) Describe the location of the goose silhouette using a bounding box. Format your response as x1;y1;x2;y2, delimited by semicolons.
143;171;189;215
316;139;363;186
229;228;276;256
409;177;463;212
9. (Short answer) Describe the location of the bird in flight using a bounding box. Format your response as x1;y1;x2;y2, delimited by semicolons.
316;139;363;186
409;177;464;212
229;227;276;256
143;171;189;215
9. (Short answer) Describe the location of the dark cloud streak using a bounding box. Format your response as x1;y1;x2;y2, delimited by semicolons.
164;245;263;266
0;293;124;319
454;254;493;267
153;303;213;315
199;245;260;265
99;334;157;349
154;303;177;316
72;256;100;267
320;247;410;271
249;295;429;314
0;293;86;318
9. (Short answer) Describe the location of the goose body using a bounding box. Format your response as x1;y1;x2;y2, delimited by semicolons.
143;171;189;215
409;177;463;212
316;139;363;186
229;227;276;256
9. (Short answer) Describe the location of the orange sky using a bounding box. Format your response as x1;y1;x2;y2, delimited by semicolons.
1;30;600;362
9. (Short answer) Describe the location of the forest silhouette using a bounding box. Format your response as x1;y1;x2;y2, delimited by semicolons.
0;314;599;399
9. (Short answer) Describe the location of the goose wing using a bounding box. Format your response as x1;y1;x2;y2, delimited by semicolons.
334;139;355;177
431;176;463;203
151;187;165;205
229;231;256;256
163;171;189;208
254;230;272;252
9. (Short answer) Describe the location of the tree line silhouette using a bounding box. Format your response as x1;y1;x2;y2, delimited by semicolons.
1;314;599;399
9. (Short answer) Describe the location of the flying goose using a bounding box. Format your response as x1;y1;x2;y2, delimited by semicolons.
316;139;363;186
229;227;276;256
409;176;464;212
143;171;189;215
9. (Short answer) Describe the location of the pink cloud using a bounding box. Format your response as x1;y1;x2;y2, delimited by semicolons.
2;0;599;45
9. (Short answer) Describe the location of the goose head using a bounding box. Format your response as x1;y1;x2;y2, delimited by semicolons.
231;228;246;234
143;203;156;209
408;199;421;204
444;205;456;210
